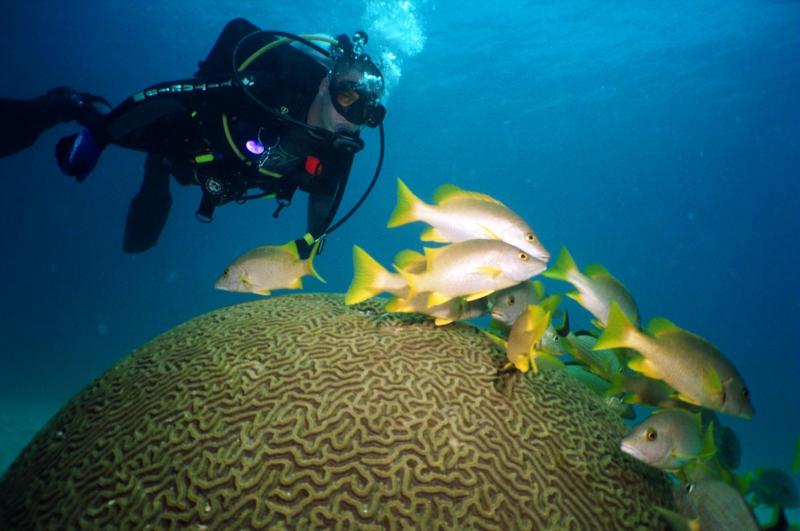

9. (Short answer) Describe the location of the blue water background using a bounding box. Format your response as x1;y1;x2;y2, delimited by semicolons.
1;0;798;505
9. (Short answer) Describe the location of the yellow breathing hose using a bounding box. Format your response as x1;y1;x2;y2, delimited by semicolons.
222;34;339;177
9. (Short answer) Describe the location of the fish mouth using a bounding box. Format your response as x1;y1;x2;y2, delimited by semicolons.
533;249;550;263
620;440;645;461
490;310;510;323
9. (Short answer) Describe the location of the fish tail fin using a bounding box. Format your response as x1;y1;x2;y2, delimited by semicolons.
387;178;424;228
345;245;387;304
305;240;326;284
594;302;636;351
542;246;578;282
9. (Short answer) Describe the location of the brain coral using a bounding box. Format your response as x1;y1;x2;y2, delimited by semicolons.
0;294;672;529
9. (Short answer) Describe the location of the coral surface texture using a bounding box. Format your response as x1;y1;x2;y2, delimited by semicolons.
0;294;672;529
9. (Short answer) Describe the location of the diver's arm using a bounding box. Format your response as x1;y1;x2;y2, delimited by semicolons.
294;150;355;258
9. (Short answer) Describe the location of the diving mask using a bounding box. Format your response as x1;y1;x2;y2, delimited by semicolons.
328;33;386;128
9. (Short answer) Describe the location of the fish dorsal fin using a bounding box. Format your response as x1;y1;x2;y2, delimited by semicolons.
279;240;300;259
422;246;446;269
584;263;612;278
432;183;506;207
646;317;680;337
394;249;426;272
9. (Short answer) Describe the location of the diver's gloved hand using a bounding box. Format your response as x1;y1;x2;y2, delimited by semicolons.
55;128;102;183
47;87;111;128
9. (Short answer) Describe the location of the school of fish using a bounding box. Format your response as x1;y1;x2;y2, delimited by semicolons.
216;177;798;530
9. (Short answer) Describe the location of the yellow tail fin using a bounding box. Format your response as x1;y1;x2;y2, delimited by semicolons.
387;178;424;228
542;246;578;282
305;240;326;283
593;301;635;351
345;245;388;304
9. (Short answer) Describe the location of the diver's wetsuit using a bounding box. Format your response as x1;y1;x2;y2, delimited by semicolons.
1;18;361;255
0;88;109;158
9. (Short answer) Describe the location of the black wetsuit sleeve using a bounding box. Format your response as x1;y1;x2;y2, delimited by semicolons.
0;95;68;157
195;18;260;79
304;149;356;243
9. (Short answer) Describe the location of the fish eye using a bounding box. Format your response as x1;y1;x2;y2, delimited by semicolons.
525;233;535;242
645;428;657;441
518;252;529;261
222;269;229;278
685;483;694;494
742;387;749;399
507;295;515;305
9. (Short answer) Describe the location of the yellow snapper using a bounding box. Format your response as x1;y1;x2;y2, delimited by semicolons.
396;239;547;308
595;302;754;419
564;365;635;419
659;479;760;531
543;246;639;327
385;294;489;326
387;178;550;262
620;408;714;471
610;371;681;409
562;331;624;383
489;280;546;325
215;240;324;295
504;295;562;373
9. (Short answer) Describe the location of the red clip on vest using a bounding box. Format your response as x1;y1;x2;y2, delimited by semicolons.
305;156;323;176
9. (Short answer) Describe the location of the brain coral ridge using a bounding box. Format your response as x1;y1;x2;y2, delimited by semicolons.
0;293;672;530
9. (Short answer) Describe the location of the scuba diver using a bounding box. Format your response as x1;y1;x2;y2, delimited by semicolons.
0;18;386;257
